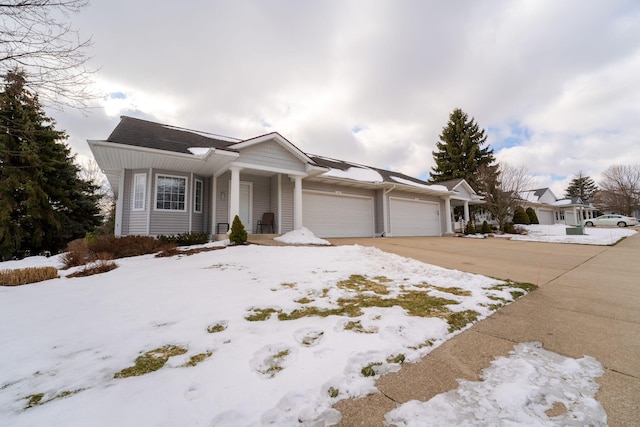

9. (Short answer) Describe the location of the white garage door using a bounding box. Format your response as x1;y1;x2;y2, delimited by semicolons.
303;191;374;238
537;209;554;225
390;197;441;237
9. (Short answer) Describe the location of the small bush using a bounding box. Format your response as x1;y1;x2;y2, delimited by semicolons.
503;222;515;234
481;221;492;234
158;232;209;246
67;260;118;278
229;215;247;245
464;221;476;235
0;267;59;286
512;206;530;225
526;207;539;224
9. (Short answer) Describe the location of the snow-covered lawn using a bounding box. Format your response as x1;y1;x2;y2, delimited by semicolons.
492;224;636;245
0;235;608;426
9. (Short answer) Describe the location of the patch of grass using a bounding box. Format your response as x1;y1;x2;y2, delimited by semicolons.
386;354;405;364
361;362;383;377
182;351;213;367
337;274;391;295
447;310;480;332
67;260;117;278
281;282;296;288
343;320;377;334
24;393;44;409
409;339;434;350
156;245;225;258
489;281;537;293
510;291;525;299
207;321;228;333
295;297;313;304
114;345;187;378
429;285;472;297
245;308;279;321
0;266;58;286
259;349;291;378
328;387;339;398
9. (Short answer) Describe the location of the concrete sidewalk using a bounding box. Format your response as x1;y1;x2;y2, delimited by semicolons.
328;234;640;426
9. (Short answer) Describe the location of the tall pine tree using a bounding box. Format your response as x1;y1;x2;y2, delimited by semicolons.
431;108;496;191
0;69;102;259
564;171;597;204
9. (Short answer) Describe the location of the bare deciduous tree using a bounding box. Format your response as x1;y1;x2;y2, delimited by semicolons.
0;0;95;109
596;164;640;215
476;163;533;231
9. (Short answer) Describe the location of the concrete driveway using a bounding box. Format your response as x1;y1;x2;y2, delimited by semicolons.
328;235;640;426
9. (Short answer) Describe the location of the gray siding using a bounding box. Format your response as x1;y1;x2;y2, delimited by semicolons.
243;173;271;233
281;178;294;233
375;189;384;235
270;176;280;233
190;175;207;233
121;169;131;234
123;169;150;235
216;172;230;231
237;140;305;172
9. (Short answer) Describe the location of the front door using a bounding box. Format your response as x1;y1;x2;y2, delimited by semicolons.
239;182;252;230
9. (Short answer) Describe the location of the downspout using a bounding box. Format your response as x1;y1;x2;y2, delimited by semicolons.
382;185;395;237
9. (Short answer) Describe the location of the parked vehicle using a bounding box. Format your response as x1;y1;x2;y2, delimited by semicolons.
583;214;639;227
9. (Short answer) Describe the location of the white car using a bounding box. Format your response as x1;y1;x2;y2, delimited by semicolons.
583;214;639;227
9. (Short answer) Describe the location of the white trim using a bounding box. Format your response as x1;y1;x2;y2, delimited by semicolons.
228;133;315;164
146;169;152;235
231;161;308;177
132;173;147;211
154;173;188;212
211;176;217;235
194;178;203;213
88;139;239;161
229;180;253;230
277;174;282;234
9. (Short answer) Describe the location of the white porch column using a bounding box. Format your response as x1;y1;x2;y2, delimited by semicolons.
114;170;125;236
228;166;241;225
444;196;453;235
293;176;303;230
463;200;470;223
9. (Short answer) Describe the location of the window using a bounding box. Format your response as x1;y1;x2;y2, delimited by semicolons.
194;179;203;213
133;173;146;210
156;175;186;211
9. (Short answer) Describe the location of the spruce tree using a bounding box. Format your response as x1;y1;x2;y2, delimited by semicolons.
525;207;539;224
512;206;530;225
564;172;598;204
431;108;496;191
0;69;102;259
229;215;247;245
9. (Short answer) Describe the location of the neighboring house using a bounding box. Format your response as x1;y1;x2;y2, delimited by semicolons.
89;116;480;239
435;179;485;231
517;188;597;225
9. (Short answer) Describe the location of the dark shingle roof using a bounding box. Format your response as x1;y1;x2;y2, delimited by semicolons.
431;178;466;191
107;116;239;154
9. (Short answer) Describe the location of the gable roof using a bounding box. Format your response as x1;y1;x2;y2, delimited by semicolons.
107;116;239;154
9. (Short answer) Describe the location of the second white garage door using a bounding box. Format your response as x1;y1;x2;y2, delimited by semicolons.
537;209;554;225
303;191;374;238
390;197;441;237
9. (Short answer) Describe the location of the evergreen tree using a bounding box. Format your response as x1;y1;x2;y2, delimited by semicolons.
431;108;496;191
512;206;530;225
564;172;598;204
229;215;247;245
525;207;539;224
0;69;101;259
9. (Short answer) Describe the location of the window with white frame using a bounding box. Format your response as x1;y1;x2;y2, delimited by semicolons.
194;179;203;213
156;175;186;211
133;173;146;210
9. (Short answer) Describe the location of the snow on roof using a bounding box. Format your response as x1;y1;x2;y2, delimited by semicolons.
391;176;448;192
321;165;384;183
187;147;211;156
518;190;540;203
553;199;574;206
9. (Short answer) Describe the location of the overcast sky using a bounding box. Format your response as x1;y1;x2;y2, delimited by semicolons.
51;0;640;197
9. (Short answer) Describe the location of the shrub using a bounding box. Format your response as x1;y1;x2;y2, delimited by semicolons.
464;221;476;235
512;206;530;225
229;215;247;245
67;260;118;278
481;221;492;234
0;266;59;286
62;235;173;269
503;222;515;234
526;207;539;224
158;232;209;246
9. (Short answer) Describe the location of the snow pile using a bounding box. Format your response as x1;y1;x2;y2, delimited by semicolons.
0;245;529;426
274;227;331;245
391;176;448;193
322;166;383;183
510;224;636;245
386;341;606;427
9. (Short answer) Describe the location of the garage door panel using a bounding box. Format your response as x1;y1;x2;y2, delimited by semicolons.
303;192;374;238
390;198;440;236
537;210;554;225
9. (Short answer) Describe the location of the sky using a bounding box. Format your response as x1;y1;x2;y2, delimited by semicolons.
49;0;640;197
